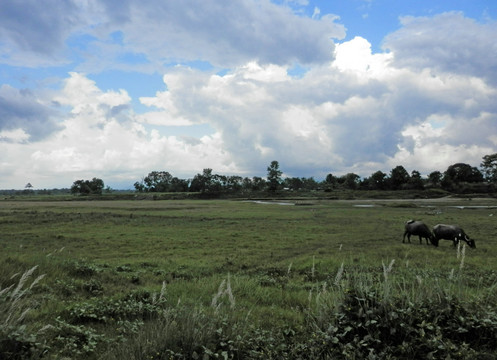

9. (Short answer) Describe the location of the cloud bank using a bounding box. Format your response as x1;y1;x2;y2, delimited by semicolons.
0;0;345;68
0;1;496;189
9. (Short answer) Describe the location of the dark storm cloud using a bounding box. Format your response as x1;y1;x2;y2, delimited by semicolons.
0;85;60;141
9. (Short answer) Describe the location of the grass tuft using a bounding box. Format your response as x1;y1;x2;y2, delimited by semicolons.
211;275;235;312
1;266;46;359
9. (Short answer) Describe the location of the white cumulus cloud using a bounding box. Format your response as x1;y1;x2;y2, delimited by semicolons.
0;8;496;188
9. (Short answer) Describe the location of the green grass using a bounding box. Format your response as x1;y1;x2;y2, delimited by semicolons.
1;197;497;358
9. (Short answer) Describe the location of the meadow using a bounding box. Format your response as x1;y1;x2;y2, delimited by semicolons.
1;196;497;359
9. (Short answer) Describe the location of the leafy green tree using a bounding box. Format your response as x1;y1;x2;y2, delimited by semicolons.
325;173;337;186
369;171;387;190
170;177;189;192
139;171;173;192
251;176;266;191
189;170;243;195
135;171;189;192
323;173;338;191
441;163;484;191
242;177;253;191
190;168;214;193
267;161;282;192
337;173;361;189
408;170;424;190
91;178;104;194
209;174;224;194
22;182;34;195
223;176;243;192
301;177;318;190
134;181;145;192
389;165;410;190
242;176;266;191
443;163;483;184
283;176;318;191
481;153;497;182
428;171;442;187
71;178;104;195
284;177;303;190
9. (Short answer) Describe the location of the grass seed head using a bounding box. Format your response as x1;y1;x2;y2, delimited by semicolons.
334;262;344;286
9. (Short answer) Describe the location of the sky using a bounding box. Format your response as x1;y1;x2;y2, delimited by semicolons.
0;0;496;189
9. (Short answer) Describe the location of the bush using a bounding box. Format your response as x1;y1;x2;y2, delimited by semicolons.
66;260;101;277
308;289;497;359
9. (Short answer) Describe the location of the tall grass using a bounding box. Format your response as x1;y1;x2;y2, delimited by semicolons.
0;266;47;359
211;274;235;312
3;259;497;359
100;246;497;359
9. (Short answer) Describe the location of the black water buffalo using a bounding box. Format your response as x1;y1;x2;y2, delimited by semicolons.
403;220;435;245
432;224;476;248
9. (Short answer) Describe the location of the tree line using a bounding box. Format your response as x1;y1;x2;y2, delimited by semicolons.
70;153;497;195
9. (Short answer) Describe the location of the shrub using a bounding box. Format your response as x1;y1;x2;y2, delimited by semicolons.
308;288;497;359
48;317;104;357
66;260;101;277
82;279;104;296
66;285;167;325
116;265;133;273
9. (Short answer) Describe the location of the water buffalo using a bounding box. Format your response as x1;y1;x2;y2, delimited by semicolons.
432;224;476;248
403;220;435;245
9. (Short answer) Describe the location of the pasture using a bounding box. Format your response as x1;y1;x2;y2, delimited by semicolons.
1;196;497;359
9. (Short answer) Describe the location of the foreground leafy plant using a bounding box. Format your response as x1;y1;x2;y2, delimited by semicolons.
308;286;497;359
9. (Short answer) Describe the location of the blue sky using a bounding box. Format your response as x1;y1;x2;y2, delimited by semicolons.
0;0;496;189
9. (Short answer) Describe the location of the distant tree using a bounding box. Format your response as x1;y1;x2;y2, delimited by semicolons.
441;163;484;191
170;177;189;192
135;171;189;192
389;165;410;190
443;163;483;184
143;171;173;192
284;177;303;191
301;177;318;190
190;168;214;193
209;173;224;194
428;171;442;188
251;176;266;191
325;173;337;186
408;170;424;190
188;170;243;195
134;181;145;192
341;173;360;190
322;173;338;191
71;178;104;195
369;171;387;190
481;153;497;182
226;176;243;192
267;161;282;192
23;182;34;195
241;177;253;191
241;176;266;191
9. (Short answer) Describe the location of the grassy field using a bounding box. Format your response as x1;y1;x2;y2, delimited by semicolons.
1;196;497;359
